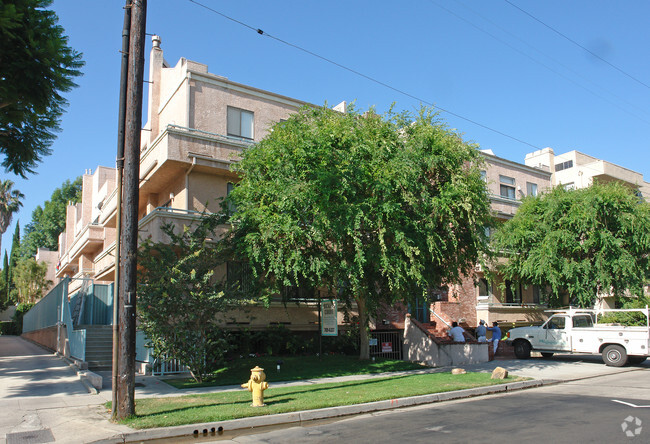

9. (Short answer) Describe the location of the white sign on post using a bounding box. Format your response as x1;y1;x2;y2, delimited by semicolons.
321;299;338;336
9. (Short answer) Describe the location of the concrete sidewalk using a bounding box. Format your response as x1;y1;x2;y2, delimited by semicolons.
1;334;647;444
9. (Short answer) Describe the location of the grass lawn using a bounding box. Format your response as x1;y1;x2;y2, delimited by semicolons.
121;372;525;429
163;355;427;389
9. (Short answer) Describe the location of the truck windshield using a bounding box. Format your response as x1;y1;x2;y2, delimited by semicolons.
544;316;566;329
572;315;593;328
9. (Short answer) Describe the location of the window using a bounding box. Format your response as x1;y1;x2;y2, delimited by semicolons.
572;315;593;328
526;182;538;196
532;285;541;304
480;170;487;182
227;261;253;293
227;106;254;139
499;175;516;200
478;278;491;301
555;160;573;172
563;182;575;191
281;285;317;302
544;316;566;329
409;297;430;323
226;182;237;214
505;280;521;304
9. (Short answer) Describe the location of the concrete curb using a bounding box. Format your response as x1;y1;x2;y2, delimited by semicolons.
90;378;549;443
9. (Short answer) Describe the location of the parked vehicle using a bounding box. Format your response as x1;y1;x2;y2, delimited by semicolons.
506;307;650;367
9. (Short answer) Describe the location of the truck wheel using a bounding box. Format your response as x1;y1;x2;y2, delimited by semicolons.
541;352;554;359
627;356;647;365
602;345;627;367
514;340;531;359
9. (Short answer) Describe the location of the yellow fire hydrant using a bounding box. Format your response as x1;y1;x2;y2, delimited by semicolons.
241;366;269;407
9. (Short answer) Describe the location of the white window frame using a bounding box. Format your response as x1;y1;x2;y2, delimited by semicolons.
227;106;254;139
499;175;516;200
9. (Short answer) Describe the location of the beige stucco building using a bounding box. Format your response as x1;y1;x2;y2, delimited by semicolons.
525;147;650;200
54;36;355;331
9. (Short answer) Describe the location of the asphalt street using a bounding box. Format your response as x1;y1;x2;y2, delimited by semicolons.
213;369;650;443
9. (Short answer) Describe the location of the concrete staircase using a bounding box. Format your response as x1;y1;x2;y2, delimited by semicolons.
81;325;113;371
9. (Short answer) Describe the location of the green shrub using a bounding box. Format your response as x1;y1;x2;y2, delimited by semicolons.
598;296;650;326
11;302;34;334
0;321;17;336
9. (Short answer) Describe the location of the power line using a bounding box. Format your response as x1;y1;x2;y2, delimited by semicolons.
449;0;650;124
503;0;650;90
187;0;541;150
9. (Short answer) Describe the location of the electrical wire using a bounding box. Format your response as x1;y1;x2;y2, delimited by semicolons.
503;0;650;90
186;0;541;150
447;0;650;123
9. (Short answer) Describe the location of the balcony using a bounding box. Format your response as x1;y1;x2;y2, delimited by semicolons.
489;193;522;219
67;224;104;262
138;207;230;245
93;242;116;282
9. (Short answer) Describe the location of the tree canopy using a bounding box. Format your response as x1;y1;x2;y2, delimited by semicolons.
0;0;83;176
12;257;51;303
491;182;650;307
19;177;81;259
230;105;493;359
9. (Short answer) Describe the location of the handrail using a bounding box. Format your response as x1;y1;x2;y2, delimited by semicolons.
429;308;451;328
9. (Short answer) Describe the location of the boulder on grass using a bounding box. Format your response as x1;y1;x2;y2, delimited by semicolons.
491;366;508;379
451;368;466;375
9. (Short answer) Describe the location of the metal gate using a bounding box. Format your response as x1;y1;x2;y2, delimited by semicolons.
370;330;403;360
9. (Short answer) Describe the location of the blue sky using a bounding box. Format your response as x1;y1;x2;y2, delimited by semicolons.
3;0;649;257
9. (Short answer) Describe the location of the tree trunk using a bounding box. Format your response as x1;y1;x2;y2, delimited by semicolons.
356;296;370;360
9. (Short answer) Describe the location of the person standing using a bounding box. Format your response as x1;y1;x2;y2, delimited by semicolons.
448;321;466;342
476;320;487;342
487;321;501;353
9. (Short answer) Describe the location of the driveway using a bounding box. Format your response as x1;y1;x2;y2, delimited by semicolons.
0;335;88;399
0;336;128;444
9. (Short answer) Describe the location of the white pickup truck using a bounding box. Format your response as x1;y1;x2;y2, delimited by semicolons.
507;307;650;367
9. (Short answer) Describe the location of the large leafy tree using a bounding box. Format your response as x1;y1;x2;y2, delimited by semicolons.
0;179;23;254
492;182;650;307
230;105;492;359
137;215;244;383
0;0;83;176
12;257;51;303
19;177;81;259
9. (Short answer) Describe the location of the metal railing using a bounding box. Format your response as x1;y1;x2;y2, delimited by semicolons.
429;309;451;328
152;356;190;376
22;280;68;333
370;331;403;360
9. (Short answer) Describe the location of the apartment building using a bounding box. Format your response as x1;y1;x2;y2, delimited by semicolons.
54;35;560;340
54;35;350;331
525;147;650;200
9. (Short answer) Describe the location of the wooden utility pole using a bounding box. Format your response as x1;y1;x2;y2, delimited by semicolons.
117;0;146;419
111;0;131;421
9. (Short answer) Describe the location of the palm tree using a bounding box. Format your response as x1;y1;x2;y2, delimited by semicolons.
0;180;24;254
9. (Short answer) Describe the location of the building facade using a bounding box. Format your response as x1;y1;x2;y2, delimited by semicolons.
525;147;650;200
53;36;565;339
54;35;351;331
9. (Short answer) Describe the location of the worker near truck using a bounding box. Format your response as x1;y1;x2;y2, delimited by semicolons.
487;321;501;353
476;320;487;342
